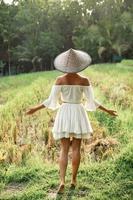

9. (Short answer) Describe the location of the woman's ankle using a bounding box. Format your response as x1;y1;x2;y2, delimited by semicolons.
60;181;65;185
71;178;77;184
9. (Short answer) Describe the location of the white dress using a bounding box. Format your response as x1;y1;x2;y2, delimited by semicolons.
42;84;101;140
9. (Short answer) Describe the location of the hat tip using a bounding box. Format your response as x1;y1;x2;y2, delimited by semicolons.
69;48;74;52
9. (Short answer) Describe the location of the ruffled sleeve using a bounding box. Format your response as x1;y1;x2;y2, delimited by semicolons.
42;85;61;110
83;85;101;111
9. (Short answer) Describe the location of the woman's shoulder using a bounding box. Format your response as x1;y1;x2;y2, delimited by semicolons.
54;75;91;86
54;75;64;85
78;75;91;86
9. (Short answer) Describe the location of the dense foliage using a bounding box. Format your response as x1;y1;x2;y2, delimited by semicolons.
0;0;133;75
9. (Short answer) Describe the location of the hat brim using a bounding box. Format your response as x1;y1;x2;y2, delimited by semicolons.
54;63;91;73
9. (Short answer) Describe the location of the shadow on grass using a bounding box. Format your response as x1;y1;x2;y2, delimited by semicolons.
55;187;76;200
48;184;89;199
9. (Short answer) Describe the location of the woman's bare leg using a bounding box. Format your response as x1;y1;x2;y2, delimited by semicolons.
71;137;82;185
59;137;71;185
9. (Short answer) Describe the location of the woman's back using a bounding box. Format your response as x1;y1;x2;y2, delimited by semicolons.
55;73;90;86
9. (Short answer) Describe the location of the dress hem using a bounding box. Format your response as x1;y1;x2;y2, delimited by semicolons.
52;132;93;141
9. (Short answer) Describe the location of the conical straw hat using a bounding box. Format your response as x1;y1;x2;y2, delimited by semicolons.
54;48;92;73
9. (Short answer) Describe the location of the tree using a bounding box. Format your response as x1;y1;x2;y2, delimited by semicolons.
73;0;133;62
0;0;133;75
0;0;19;75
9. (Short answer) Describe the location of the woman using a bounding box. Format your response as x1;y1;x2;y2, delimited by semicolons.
26;49;118;194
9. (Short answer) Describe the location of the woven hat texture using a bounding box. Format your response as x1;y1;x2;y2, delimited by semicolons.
54;48;92;73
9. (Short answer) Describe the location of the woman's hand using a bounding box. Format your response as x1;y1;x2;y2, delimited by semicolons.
107;109;118;117
98;105;118;117
25;107;37;115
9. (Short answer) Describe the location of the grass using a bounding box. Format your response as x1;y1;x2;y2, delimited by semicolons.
0;61;133;199
0;151;132;200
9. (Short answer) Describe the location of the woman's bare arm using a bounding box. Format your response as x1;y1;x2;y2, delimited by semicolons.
83;78;118;117
98;105;118;117
25;77;62;115
25;103;45;115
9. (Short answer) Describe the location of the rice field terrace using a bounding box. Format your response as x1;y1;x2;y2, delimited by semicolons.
0;60;133;200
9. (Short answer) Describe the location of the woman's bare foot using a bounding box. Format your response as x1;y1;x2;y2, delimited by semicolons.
70;179;76;189
57;183;65;194
70;183;76;189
